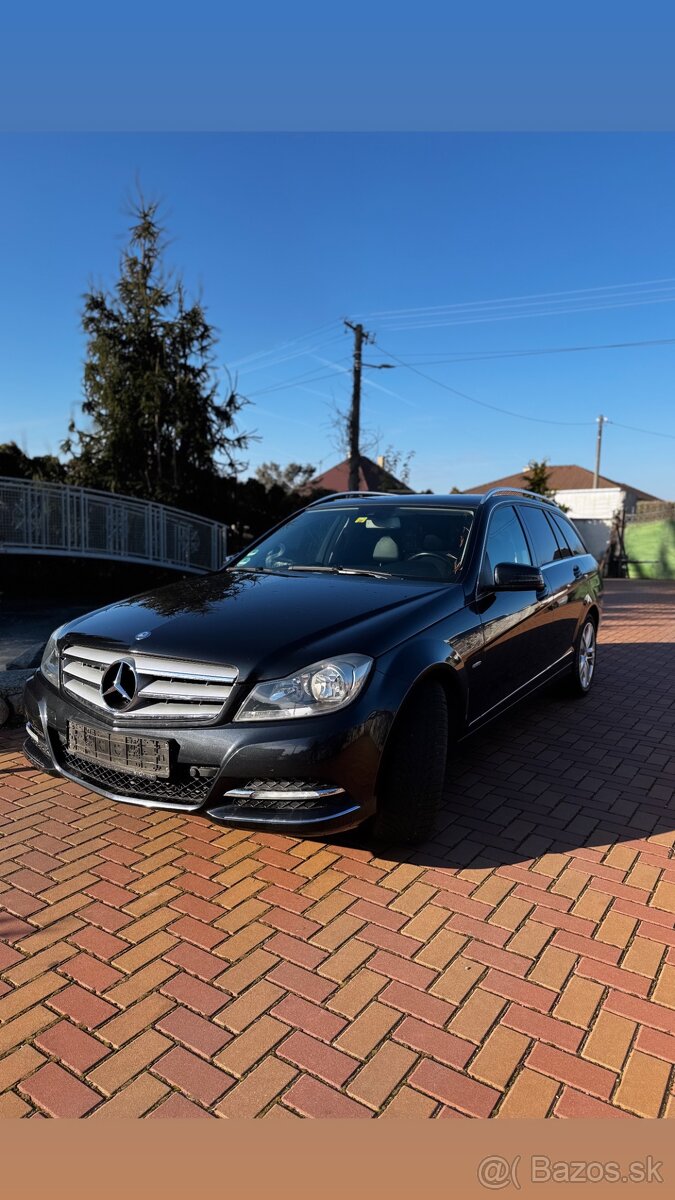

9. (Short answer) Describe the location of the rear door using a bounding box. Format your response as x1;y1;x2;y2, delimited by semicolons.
517;503;578;666
469;503;545;724
548;508;599;639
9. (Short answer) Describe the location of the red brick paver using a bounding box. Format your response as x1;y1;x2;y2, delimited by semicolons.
1;579;674;1117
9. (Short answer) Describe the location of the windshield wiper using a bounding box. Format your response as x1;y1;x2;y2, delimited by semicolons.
334;567;390;579
287;565;340;573
287;565;389;579
230;565;290;576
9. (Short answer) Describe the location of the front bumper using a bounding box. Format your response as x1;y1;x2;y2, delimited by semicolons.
23;671;395;835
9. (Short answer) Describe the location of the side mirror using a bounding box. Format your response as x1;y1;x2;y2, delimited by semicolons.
494;561;544;591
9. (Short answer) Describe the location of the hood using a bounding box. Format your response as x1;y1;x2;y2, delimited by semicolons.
61;568;466;679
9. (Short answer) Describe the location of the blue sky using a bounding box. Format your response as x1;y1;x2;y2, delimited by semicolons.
1;133;674;497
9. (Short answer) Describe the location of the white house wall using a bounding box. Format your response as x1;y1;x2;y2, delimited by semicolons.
553;487;625;520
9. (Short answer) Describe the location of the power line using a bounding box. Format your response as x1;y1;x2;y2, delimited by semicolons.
247;363;351;396
229;320;343;372
362;277;675;320
230;314;675;441
402;336;675;365
310;352;421;410
236;333;346;377
235;332;346;377
608;419;675;441
377;295;675;332
375;342;675;441
374;343;596;427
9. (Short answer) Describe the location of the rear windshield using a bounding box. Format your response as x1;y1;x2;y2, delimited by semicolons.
233;505;475;582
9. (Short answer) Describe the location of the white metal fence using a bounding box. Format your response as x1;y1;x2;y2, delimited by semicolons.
0;477;227;573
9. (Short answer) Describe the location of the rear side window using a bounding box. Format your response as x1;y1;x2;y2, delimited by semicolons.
481;505;531;586
518;504;559;566
550;511;587;556
545;513;572;560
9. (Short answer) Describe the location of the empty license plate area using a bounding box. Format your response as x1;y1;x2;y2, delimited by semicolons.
67;721;171;778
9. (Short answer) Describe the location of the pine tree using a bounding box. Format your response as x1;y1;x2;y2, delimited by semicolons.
524;459;553;496
63;198;250;510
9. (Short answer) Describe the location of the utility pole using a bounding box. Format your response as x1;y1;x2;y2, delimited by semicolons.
345;320;374;491
593;414;607;488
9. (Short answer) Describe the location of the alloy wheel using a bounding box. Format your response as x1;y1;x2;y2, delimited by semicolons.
578;621;596;690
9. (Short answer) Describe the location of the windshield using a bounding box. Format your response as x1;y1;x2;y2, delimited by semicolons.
232;504;475;582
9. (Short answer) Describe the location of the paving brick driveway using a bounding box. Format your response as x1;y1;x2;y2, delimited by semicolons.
1;579;674;1119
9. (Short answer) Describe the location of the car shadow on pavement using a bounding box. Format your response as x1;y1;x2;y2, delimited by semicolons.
2;640;673;879
341;640;675;871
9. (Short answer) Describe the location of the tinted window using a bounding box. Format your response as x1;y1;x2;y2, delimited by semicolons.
545;512;572;560
481;505;531;586
518;505;559;566
550;511;587;556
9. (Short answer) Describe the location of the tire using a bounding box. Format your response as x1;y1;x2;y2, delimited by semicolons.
373;678;449;844
563;616;598;698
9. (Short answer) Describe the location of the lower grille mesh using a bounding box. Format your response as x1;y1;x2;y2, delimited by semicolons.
59;749;211;804
228;795;322;811
245;778;326;794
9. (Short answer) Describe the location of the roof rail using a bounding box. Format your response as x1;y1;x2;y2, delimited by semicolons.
305;490;413;507
480;487;558;507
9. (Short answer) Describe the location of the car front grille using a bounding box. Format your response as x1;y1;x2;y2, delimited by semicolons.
61;642;238;724
58;747;212;805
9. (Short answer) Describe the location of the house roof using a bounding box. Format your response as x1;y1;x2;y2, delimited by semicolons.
307;455;413;495
465;465;660;502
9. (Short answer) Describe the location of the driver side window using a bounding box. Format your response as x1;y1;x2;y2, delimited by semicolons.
480;505;531;588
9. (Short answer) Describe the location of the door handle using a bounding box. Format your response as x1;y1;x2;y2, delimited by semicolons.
545;587;567;609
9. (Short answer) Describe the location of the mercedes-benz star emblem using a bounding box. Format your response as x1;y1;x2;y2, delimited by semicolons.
100;660;138;711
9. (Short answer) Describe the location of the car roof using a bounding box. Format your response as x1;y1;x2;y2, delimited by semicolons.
306;490;557;511
307;491;480;508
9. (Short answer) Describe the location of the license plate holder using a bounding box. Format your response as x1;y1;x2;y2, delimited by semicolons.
67;721;171;778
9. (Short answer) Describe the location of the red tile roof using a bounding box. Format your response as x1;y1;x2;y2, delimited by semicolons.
465;465;660;502
307;455;413;494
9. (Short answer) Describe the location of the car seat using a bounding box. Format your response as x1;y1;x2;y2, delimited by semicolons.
373;536;399;561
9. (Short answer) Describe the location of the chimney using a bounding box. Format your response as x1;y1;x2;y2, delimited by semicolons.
376;454;385;469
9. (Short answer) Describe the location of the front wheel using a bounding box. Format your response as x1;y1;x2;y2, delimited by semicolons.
373;679;449;844
564;617;597;698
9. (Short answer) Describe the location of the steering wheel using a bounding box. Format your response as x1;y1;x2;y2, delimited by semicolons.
409;551;457;566
406;551;456;578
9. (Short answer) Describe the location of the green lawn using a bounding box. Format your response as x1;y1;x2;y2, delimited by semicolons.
624;519;675;579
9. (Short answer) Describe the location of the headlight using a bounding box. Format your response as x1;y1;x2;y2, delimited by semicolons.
40;624;67;686
234;654;372;722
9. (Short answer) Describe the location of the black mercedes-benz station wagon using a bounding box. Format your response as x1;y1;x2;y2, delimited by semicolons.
23;488;602;843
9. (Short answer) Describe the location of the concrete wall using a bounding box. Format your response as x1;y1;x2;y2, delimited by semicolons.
574;518;613;563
